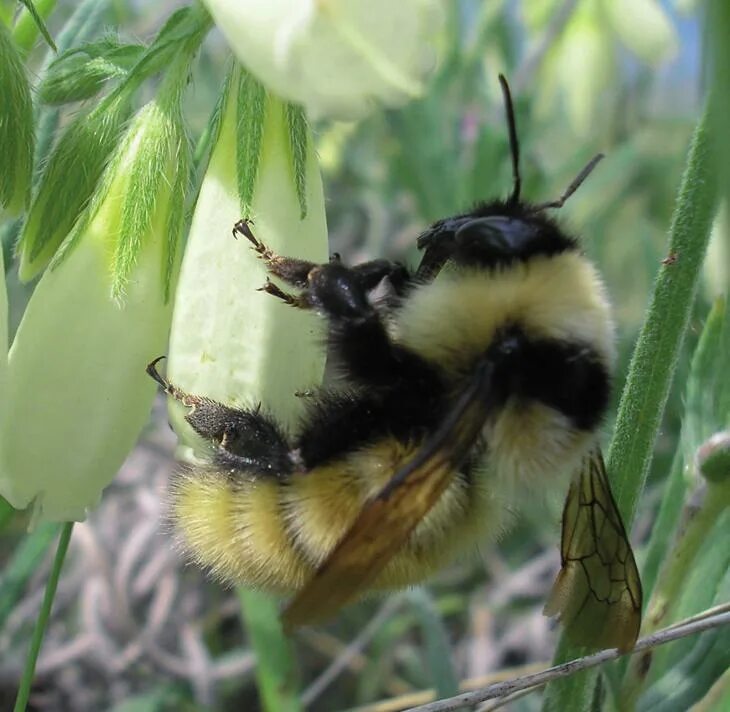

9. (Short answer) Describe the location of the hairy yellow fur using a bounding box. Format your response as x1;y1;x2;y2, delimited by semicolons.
172;441;501;592
395;252;614;373
170;251;612;595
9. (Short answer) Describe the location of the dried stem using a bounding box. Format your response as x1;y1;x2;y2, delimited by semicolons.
407;606;730;712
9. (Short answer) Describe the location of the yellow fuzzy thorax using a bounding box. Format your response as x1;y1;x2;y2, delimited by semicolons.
394;251;615;375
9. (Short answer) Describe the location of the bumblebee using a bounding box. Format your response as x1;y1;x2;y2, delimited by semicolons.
148;76;641;651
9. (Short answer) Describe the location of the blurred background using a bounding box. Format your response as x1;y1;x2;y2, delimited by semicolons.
1;1;724;710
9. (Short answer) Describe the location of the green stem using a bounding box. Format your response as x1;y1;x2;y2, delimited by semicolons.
542;100;719;712
608;104;718;523
13;522;73;712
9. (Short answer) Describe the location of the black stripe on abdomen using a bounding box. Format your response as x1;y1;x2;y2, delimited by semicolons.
497;331;611;431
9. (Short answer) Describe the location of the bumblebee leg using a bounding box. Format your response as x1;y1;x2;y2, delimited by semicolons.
297;262;400;320
146;356;202;407
146;357;293;477
234;218;316;288
258;278;313;309
236;219;411;296
290;263;440;388
350;259;412;296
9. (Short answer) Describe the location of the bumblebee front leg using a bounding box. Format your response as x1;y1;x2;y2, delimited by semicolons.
290;263;438;388
147;358;295;477
236;218;410;305
234;218;316;288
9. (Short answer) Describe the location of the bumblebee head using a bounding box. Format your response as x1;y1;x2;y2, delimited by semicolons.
416;200;578;272
416;75;602;278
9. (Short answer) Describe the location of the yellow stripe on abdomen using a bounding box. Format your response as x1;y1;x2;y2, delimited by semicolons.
170;467;312;593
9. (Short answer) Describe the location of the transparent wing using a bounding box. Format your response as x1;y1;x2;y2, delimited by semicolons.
282;357;497;631
545;447;642;652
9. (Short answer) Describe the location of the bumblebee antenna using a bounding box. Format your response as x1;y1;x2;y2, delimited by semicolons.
498;74;521;206
535;153;605;211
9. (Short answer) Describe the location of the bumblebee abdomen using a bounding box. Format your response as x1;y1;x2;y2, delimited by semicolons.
285;439;503;588
170;437;503;593
170;467;312;592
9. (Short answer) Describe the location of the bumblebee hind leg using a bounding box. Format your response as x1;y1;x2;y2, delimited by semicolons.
147;357;294;478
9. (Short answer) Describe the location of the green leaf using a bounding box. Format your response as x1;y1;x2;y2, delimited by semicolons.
123;4;212;85
0;23;34;215
11;0;56;54
31;0;113;186
683;297;730;457
19;2;210;282
642;296;730;600
0;523;58;630
639;555;730;710
640;450;686;600
623;488;730;706
236;68;267;217
688;668;730;712
238;588;301;712
38;39;145;105
17;0;56;51
709;0;730;210
406;588;459;699
285;102;309;219
107;687;179;712
111;102;189;301
164;137;190;303
18;92;132;280
192;61;233;170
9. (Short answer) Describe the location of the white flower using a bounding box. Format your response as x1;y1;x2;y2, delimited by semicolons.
167;69;328;454
0;100;189;522
201;0;444;119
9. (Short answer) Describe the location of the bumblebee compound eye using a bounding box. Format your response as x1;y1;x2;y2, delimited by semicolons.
454;216;541;260
415;216;472;280
416;216;471;251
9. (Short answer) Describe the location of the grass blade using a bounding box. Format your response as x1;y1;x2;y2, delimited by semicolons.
238;588;301;712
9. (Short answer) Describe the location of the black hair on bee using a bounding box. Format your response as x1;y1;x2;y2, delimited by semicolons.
149;75;641;652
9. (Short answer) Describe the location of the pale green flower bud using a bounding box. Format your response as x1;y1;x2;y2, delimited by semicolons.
167;68;327;454
697;432;730;485
0;23;34;215
200;0;444;120
556;10;615;137
604;0;678;65
0;97;189;522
